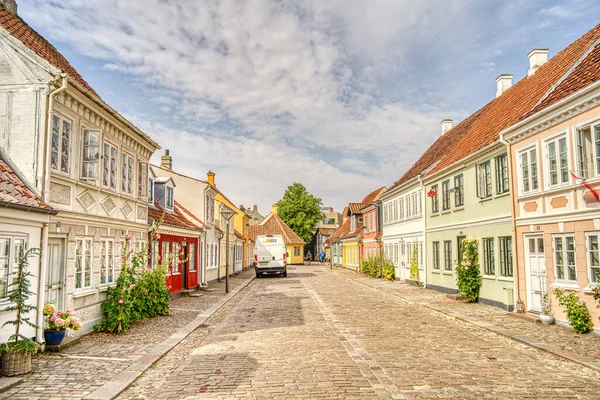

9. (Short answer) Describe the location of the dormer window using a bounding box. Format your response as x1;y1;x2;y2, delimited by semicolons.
166;187;174;210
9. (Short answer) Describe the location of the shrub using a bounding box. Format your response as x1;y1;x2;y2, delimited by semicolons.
455;237;482;303
95;234;171;334
554;288;594;334
409;245;419;281
361;256;394;280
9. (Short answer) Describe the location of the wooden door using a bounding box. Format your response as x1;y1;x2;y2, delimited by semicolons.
526;236;547;312
46;238;65;311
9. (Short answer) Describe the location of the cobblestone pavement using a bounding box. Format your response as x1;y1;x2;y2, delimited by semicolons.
122;265;600;399
1;269;255;400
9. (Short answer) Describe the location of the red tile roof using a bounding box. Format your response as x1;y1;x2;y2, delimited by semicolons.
0;6;97;97
361;187;386;204
348;203;366;214
342;225;363;240
149;200;203;232
316;228;333;236
426;23;600;177
234;229;245;240
523;39;600;119
0;152;54;212
248;213;305;245
330;219;350;240
175;201;207;228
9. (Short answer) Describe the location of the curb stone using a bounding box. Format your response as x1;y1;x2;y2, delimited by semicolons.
328;267;600;374
85;276;255;400
0;377;24;393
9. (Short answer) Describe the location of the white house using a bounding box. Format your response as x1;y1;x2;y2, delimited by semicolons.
0;3;159;337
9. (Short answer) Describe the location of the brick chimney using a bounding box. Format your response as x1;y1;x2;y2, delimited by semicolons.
441;119;453;136
528;49;548;77
0;0;17;15
271;204;278;216
495;74;513;97
160;149;172;170
207;171;215;187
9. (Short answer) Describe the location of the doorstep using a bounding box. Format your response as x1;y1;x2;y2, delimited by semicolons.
508;312;542;324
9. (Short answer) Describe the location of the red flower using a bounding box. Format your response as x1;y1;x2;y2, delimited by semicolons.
427;189;437;198
125;235;131;242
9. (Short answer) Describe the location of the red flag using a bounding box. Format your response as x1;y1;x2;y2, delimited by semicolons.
570;172;600;202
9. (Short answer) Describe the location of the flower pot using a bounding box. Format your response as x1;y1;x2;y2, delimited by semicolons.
1;350;32;376
44;329;66;346
540;314;555;325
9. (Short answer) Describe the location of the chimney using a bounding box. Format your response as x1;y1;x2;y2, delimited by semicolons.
207;171;215;186
495;74;513;97
441;119;453;135
528;49;548;77
253;205;258;213
160;149;172;170
271;204;278;216
0;0;17;15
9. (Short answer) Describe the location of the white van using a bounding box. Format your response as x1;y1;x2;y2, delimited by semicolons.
254;235;287;278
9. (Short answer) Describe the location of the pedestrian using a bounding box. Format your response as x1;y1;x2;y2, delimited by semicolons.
319;250;325;265
306;251;312;265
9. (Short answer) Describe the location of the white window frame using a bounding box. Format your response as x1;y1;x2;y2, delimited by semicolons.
0;235;28;299
544;131;570;189
495;154;509;194
166;186;174;211
75;238;93;290
102;141;118;190
442;180;450;210
172;242;180;274
51;114;72;175
553;234;576;282
162;242;171;274
573;119;600;179
432;241;440;270
138;161;148;200
100;239;115;285
476;161;492;199
482;237;495;276
517;143;540;195
148;178;155;205
121;152;134;195
585;232;600;285
81;129;100;181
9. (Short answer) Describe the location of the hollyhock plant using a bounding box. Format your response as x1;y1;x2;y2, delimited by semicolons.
44;304;79;331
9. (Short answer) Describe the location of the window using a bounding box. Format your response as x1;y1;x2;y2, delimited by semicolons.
122;153;134;194
51;115;71;173
495;154;509;194
148;178;155;204
75;238;93;289
499;237;513;277
151;241;159;268
166;187;174;210
442;180;450;210
431;185;439;213
162;242;171;274
206;194;215;223
588;234;600;283
454;174;464;207
444;241;452;271
100;239;115;285
102;142;117;189
210;244;214;267
173;243;180;273
417;191;422;216
554;235;575;281
399;197;404;220
483;238;495;275
81;130;99;180
432;241;440;270
0;237;26;298
477;161;492;198
547;136;569;186
519;147;539;194
294;246;300;256
138;162;148;199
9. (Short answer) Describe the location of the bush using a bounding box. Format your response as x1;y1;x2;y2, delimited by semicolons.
95;236;171;334
409;245;419;281
455;237;482;302
554;288;594;334
361;256;395;280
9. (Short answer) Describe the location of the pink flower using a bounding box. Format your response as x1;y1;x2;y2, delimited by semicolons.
118;299;124;304
125;235;131;242
130;284;136;289
142;290;148;295
54;318;65;328
71;318;81;330
57;311;64;316
66;309;76;317
155;233;161;240
49;316;57;323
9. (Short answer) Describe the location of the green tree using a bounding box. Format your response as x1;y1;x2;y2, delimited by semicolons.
277;183;323;243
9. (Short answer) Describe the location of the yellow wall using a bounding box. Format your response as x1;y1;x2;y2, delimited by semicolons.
342;241;360;270
214;192;252;269
286;244;305;265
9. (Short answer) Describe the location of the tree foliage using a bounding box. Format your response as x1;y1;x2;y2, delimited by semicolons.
277;183;323;243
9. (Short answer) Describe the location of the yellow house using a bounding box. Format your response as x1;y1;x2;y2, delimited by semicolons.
248;205;305;265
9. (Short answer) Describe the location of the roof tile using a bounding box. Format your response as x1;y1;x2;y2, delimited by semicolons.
0;152;52;211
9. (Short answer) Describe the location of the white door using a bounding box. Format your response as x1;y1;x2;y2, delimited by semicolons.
46;238;65;311
526;236;547;312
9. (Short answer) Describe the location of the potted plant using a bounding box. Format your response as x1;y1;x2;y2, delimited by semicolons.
540;292;555;325
0;248;40;376
43;305;81;346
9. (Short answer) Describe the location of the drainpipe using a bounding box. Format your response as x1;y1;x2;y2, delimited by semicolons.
416;174;427;288
36;223;49;343
43;74;68;203
500;134;519;311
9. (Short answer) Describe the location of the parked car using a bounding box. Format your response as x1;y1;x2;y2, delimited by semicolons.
254;235;287;278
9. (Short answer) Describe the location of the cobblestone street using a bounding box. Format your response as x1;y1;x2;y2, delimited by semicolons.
121;265;600;400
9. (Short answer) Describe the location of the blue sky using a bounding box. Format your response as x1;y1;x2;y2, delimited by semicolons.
19;0;600;214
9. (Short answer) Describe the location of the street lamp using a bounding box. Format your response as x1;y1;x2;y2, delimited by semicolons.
220;205;236;293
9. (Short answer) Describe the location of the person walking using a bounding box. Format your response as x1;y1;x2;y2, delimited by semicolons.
306;250;312;265
319;250;326;265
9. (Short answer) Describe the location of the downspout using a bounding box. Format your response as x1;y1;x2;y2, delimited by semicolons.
500;134;519;311
36;223;49;343
416;174;427;288
43;74;68;203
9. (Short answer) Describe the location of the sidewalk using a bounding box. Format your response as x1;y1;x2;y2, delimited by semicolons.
1;269;255;400
330;266;600;371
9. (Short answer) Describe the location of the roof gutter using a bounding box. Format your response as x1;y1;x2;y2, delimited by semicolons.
0;200;58;215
